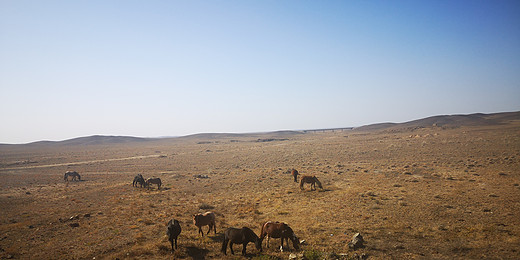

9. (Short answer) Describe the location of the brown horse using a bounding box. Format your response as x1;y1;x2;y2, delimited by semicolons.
300;175;322;190
291;169;299;183
193;211;216;236
145;177;161;189
260;221;300;251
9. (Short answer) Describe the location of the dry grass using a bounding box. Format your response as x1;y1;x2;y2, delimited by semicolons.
0;123;519;259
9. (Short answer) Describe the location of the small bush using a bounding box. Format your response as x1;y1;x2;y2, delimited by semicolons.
304;249;322;260
199;203;214;210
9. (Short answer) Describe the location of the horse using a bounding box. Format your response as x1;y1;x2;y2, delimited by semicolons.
145;177;161;189
193;211;216;236
291;169;299;183
221;227;262;255
132;174;145;187
260;221;300;251
64;171;81;181
167;219;181;251
299;175;323;190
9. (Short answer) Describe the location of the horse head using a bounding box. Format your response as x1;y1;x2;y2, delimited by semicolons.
290;233;300;250
255;237;263;252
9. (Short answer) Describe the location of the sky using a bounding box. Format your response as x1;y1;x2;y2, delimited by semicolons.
1;0;519;144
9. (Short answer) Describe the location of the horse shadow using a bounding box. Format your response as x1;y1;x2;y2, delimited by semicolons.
208;233;224;243
186;246;210;260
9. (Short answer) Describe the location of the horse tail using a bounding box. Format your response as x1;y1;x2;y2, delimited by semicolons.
260;222;267;240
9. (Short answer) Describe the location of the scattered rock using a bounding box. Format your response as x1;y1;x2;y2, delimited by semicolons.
394;245;405;250
28;225;35;229
194;174;209;179
353;253;368;260
25;192;31;195
69;223;79;228
348;233;365;250
84;213;91;218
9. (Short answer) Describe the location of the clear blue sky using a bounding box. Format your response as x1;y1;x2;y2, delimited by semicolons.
1;0;519;144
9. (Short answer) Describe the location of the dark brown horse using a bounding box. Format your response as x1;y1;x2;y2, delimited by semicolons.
260;221;300;251
221;227;262;255
167;219;181;251
132;174;145;187
64;171;81;181
300;175;323;190
291;169;299;183
145;177;161;189
193;211;216;236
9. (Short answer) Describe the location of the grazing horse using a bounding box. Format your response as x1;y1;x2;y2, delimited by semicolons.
221;227;262;255
167;219;181;251
300;175;323;190
260;221;300;251
64;171;81;181
291;169;299;183
132;174;145;187
193;211;216;236
145;177;161;189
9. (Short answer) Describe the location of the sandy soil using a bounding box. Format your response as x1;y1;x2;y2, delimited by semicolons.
0;123;519;259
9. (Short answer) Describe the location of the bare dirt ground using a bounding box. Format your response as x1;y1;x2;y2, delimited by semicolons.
0;121;519;259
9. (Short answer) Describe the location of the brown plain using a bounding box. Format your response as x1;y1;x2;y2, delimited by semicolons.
0;112;519;259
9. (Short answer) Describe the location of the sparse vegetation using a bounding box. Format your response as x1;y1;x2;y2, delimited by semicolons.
0;115;519;259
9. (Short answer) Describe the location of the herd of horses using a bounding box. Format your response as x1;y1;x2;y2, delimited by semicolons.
65;168;322;255
132;174;162;189
166;211;301;255
166;168;320;255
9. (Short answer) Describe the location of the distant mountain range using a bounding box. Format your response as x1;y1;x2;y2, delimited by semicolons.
1;111;518;146
354;111;520;132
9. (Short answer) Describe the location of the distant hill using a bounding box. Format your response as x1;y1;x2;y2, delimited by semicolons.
178;130;305;140
2;111;518;146
354;111;520;132
26;135;154;146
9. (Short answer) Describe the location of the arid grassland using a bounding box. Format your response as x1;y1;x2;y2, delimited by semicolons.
1;115;519;259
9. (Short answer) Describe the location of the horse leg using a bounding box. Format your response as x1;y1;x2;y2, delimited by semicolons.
175;237;178;249
170;239;174;251
242;242;247;255
199;226;203;236
213;221;217;234
221;238;228;255
207;225;211;235
266;235;270;248
229;242;235;255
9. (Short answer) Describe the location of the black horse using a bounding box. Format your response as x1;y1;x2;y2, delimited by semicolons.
64;171;81;181
167;219;181;251
132;174;145;187
221;227;262;255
